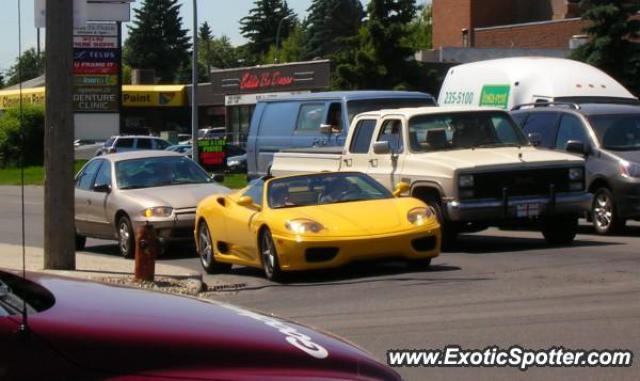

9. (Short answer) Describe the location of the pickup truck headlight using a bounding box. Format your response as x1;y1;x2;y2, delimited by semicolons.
620;160;640;178
459;174;474;188
407;207;435;226
568;167;584;181
143;207;173;218
285;219;324;234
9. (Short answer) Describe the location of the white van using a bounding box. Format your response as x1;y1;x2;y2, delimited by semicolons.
438;57;637;110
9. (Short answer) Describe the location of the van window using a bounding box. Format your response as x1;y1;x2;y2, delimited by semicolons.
377;120;404;153
327;103;343;132
349;119;377;154
296;104;326;133
261;102;299;135
521;112;560;148
556;115;589;150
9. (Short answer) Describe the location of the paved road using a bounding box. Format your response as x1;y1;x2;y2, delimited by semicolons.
1;186;639;381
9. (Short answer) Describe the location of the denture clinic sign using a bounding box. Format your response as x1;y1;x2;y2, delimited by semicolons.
73;22;120;113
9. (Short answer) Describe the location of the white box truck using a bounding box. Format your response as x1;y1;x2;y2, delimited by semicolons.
438;57;637;110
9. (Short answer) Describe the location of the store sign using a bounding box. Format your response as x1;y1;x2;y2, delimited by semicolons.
73;21;120;113
123;90;185;107
198;138;226;166
240;71;294;90
0;90;45;109
479;85;511;109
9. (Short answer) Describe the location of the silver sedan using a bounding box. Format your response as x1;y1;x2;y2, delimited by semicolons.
74;151;229;257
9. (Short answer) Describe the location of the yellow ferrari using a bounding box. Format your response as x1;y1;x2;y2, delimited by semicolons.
194;172;441;281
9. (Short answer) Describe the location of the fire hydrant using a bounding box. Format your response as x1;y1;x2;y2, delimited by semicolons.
134;223;158;282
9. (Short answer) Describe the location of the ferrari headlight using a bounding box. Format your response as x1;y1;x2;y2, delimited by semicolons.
143;206;173;218
407;207;435;226
285;219;324;234
568;167;584;181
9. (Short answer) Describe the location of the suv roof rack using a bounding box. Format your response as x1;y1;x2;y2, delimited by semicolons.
511;102;581;111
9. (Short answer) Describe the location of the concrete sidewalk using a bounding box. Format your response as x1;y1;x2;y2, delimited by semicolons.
0;243;200;281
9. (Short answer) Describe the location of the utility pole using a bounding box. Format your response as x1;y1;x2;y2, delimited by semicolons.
191;0;199;164
44;0;75;270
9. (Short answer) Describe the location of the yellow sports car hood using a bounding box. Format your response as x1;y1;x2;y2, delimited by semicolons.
270;198;433;237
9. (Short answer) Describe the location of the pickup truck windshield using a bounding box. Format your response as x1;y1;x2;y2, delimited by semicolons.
268;173;392;209
589;114;640;151
347;98;435;123
408;111;528;152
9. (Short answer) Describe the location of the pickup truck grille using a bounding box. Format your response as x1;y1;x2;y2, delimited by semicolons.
471;168;570;199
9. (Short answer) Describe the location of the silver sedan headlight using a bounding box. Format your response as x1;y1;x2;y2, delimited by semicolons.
142;207;173;218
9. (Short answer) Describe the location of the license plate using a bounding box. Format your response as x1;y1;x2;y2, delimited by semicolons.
516;203;540;218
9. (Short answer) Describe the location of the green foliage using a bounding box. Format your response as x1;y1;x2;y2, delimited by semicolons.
5;48;45;87
303;0;364;59
406;4;433;50
0;105;45;167
199;22;242;70
263;24;306;64
240;0;298;59
333;0;420;90
571;0;640;95
123;0;191;84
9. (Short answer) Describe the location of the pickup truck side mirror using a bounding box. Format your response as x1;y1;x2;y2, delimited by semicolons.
528;133;542;147
373;141;391;155
565;140;590;156
393;182;411;197
319;124;332;134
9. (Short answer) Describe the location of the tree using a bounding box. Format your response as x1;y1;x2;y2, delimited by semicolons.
264;23;305;64
406;4;432;50
5;48;45;87
0;105;45;167
571;0;640;95
199;21;214;76
333;0;419;90
198;22;241;72
123;0;191;84
240;0;297;59
303;0;364;59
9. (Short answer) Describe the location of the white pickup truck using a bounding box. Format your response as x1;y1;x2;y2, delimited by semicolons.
271;106;592;245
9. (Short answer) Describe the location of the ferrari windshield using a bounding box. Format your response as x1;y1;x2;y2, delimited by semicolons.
408;111;528;152
268;173;392;209
116;156;211;189
589;114;640;151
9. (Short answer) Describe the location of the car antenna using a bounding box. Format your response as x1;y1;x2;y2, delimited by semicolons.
16;0;30;337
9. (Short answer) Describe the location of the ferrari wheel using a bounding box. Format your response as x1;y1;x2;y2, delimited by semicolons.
260;229;283;282
197;221;231;274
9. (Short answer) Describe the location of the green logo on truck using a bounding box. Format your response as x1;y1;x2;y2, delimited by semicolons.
479;85;510;109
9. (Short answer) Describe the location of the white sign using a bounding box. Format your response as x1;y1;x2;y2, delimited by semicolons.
74;22;118;37
225;91;310;106
34;0;133;28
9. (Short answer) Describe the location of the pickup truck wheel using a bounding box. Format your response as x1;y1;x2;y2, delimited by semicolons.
541;215;578;245
592;187;625;235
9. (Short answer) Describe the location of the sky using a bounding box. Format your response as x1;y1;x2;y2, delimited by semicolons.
0;0;429;75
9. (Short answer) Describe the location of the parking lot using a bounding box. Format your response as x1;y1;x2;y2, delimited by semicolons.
1;185;638;380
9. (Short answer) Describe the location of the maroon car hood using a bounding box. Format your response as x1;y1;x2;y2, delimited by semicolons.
26;274;398;380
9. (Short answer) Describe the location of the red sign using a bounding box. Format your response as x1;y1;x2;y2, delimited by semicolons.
200;152;225;166
74;61;118;75
240;71;295;90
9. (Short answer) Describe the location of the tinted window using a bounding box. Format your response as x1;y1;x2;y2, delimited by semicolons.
115;138;134;148
521;112;560;148
327;103;343;132
242;178;264;207
556;114;589;150
261;102;300;135
93;160;111;188
511;113;528;128
154;139;170;149
377;119;404;153
589;114;640;151
296;103;326;133
137;138;152;149
349;119;377;154
76;160;102;190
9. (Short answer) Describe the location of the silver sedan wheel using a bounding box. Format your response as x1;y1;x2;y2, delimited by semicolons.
117;218;133;258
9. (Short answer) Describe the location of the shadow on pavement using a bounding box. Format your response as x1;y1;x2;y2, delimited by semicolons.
447;233;620;254
82;243;196;260
576;224;640;238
